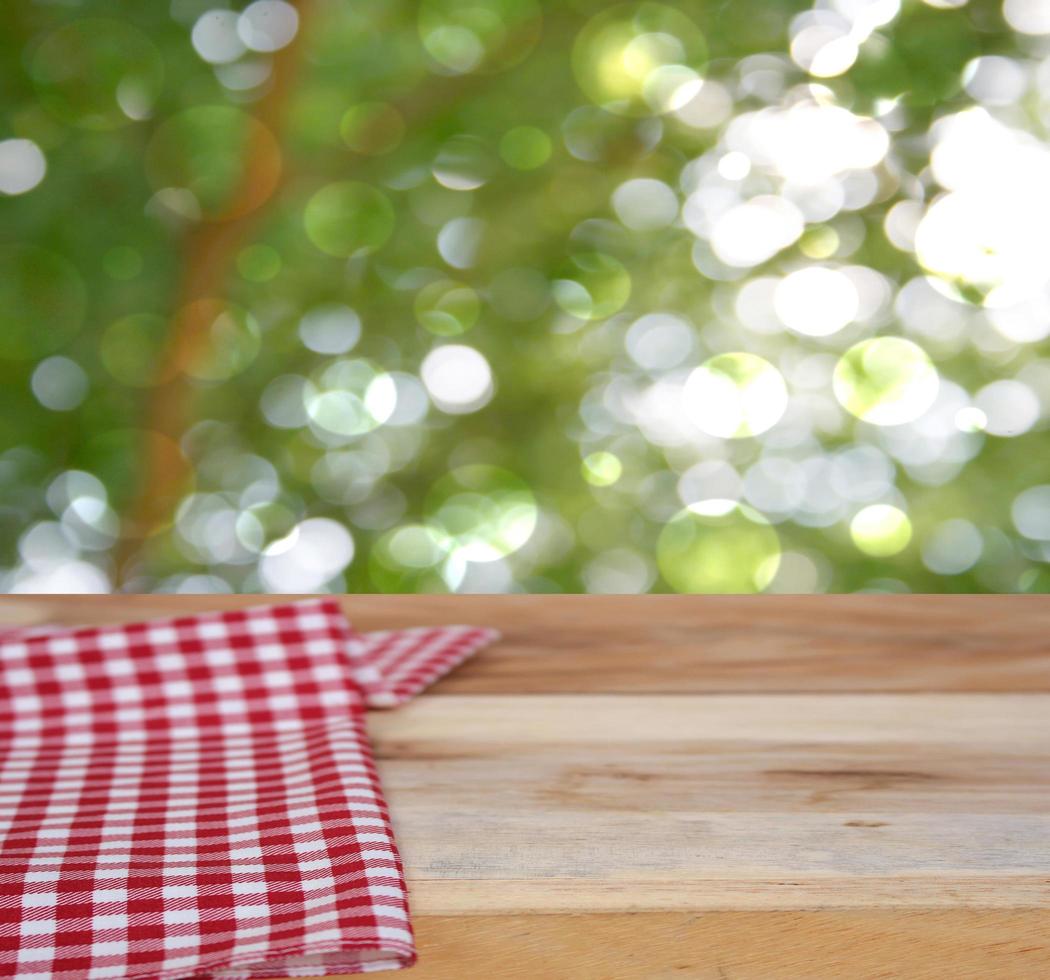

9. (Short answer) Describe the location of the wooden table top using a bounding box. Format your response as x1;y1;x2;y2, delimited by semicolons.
2;595;1048;978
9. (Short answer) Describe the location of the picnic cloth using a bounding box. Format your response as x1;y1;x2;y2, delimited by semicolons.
0;599;498;980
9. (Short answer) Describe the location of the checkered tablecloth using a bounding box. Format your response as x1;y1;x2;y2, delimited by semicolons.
0;600;497;980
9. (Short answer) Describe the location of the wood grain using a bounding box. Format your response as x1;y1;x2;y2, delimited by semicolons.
407;911;1050;979
372;696;1050;912
2;595;1048;692
2;596;1047;977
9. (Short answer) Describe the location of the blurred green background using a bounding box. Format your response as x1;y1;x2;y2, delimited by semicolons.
2;0;1050;594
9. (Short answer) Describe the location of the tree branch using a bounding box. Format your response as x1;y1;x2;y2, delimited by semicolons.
115;1;314;585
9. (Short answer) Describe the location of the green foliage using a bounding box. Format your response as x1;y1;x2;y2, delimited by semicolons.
1;0;1049;594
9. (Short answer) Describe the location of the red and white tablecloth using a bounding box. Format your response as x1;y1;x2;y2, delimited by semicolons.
0;599;497;980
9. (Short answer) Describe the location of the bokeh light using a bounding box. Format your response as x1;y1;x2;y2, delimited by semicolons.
682;353;788;438
1012;486;1050;541
0;140;46;196
192;10;244;65
259;517;354;592
237;244;282;282
582;451;623;487
850;504;913;557
425;465;538;565
415;280;480;336
3;0;1050;595
31;19;163;129
774;266;859;337
304;359;396;441
299;305;361;355
420;345;493;412
146;106;282;220
657;501;780;593
238;1;299;53
573;3;707;116
922;518;982;574
552;253;632;319
31;357;88;411
419;0;543;74
1004;0;1050;35
625;314;695;370
612;178;679;231
499;126;552;169
304;182;395;257
176;300;261;382
709;196;805;267
433;135;496;191
833;338;939;425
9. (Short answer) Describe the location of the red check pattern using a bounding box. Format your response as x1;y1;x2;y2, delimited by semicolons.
0;600;497;980
351;626;499;708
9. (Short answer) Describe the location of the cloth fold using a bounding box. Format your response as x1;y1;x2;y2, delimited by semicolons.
0;599;497;980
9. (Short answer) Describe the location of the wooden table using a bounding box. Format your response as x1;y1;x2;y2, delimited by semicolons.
2;596;1048;978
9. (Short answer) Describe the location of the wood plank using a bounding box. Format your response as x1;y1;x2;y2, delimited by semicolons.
377;736;1050;817
406;911;1050;979
3;598;1047;976
1;595;1047;692
371;696;1050;913
371;694;1050;748
408;877;1050;913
